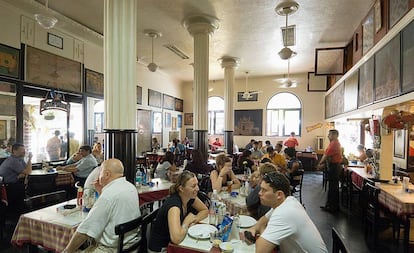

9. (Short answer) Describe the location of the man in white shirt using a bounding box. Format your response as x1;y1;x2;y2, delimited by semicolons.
63;159;140;253
245;172;327;253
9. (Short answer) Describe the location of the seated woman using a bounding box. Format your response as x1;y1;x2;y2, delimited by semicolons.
148;171;209;252
356;144;367;162
237;150;255;171
155;151;177;181
210;154;241;193
245;162;278;219
152;137;160;151
92;142;103;164
284;147;302;186
184;149;212;175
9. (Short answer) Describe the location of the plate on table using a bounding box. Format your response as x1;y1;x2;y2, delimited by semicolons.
187;224;218;239
239;215;257;228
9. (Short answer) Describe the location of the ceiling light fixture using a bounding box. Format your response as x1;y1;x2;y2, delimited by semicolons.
275;0;299;60
34;0;58;29
144;29;162;72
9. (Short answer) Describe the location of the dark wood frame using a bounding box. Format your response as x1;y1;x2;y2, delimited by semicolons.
315;47;346;75
0;43;20;79
307;72;327;92
85;69;104;96
175;98;183;112
47;32;63;49
148;89;162;108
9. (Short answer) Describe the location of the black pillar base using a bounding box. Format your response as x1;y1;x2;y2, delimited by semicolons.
194;130;208;160
224;131;234;155
104;129;137;184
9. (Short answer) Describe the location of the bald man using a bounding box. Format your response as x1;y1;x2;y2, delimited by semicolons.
63;159;140;253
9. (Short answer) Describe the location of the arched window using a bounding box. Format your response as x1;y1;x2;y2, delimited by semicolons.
266;92;302;136
208;96;224;134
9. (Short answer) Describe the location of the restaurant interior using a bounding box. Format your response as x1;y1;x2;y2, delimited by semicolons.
1;0;414;252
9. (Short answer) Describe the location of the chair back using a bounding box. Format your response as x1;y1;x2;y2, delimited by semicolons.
364;181;380;218
24;190;67;211
291;169;304;204
332;227;348;253
139;208;160;253
115;216;143;253
27;172;58;196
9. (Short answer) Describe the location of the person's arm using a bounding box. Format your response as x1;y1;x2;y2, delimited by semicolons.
229;171;241;189
57;164;78;173
246;214;269;245
287;161;299;174
255;237;277;253
210;170;223;192
191;197;209;223
317;154;328;170
20;152;33;175
62;231;89;253
168;207;192;244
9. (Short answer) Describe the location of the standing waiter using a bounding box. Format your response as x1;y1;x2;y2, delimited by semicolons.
318;129;342;213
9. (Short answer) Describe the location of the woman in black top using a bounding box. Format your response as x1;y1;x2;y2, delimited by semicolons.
148;171;208;252
184;149;212;175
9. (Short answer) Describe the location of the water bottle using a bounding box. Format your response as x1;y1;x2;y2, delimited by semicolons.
136;169;142;187
142;168;147;185
209;190;219;225
232;214;240;240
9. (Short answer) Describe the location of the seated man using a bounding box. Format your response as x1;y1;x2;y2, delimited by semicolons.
57;145;98;187
262;146;287;171
63;159;140;253
245;172;327;253
0;143;32;215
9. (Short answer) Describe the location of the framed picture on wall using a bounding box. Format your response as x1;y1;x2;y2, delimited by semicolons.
152;111;162;133
148;89;162;108
375;34;400;101
137;86;142;104
394;129;406;159
402;20;414;94
163;94;175;110
184;113;193;125
389;0;408;29
85;69;104;96
175;98;183;112
177;114;182;128
172;117;177;130
0;120;6;139
234;110;263;136
362;10;374;55
358;57;374;107
165;112;172;128
374;0;382;33
0;44;20;79
315;47;345;75
307;72;327;92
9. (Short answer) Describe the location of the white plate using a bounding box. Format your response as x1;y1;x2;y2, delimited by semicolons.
187;224;218;239
220;242;234;252
239;215;257;228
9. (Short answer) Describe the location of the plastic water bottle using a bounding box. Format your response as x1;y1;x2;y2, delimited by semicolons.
136;169;142;187
142;168;147;185
209;190;219;225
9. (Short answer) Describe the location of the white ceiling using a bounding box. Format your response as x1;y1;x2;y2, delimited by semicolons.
7;0;375;82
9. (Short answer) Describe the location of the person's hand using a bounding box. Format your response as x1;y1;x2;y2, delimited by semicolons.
183;213;197;227
244;227;257;245
56;166;63;171
27;152;33;160
317;163;325;171
219;166;231;177
93;179;103;194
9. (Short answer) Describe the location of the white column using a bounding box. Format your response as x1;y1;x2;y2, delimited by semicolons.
104;0;137;129
183;14;219;155
219;56;239;154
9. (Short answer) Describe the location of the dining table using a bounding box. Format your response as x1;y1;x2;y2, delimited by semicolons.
29;169;75;188
11;178;174;253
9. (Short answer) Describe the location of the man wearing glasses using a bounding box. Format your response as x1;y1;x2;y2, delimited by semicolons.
245;172;327;253
318;129;342;213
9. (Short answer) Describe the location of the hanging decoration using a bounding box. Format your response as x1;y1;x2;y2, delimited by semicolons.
39;89;70;115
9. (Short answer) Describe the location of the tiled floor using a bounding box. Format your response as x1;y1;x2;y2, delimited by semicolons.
1;171;413;253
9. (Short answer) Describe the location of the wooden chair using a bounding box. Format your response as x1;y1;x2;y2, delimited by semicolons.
332;227;348;253
291;169;304;205
363;180;399;246
139;208;160;253
24;190;67;212
115;216;143;253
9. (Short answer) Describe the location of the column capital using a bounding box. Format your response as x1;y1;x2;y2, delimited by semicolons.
218;56;240;69
183;14;219;36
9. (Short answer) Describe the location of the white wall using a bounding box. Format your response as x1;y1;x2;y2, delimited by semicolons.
181;73;326;150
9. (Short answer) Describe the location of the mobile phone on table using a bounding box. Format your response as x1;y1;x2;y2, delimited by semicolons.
244;231;256;243
64;204;77;209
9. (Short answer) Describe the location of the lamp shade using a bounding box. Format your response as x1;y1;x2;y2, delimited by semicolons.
34;14;58;29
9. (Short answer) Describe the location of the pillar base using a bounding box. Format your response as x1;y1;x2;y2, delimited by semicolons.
194;130;208;160
224;131;234;154
104;129;137;184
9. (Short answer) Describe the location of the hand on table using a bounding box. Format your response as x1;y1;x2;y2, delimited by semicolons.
183;213;197;227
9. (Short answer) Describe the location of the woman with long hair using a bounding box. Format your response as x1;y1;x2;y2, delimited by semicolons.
210;154;241;192
148;171;208;252
184;149;212;175
155;151;177;180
